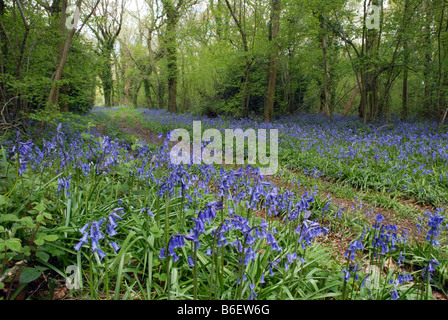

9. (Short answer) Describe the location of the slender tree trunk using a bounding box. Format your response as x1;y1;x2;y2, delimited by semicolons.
365;3;379;123
402;54;409;121
399;0;410;121
225;0;251;118
343;83;359;116
423;0;433;118
210;0;223;39
48;0;82;109
146;31;160;109
100;44;114;108
241;63;251;117
132;81;142;107
0;0;8;105
264;0;280;123
319;14;331;118
143;78;153;108
436;4;447;120
60;85;68;112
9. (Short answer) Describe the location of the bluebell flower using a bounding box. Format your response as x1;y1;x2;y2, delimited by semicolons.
160;234;187;262
57;175;72;197
345;239;364;262
187;256;195;267
248;284;257;300
390;289;399;300
206;248;213;256
140;207;154;216
110;242;121;252
341;268;350;282
159;248;166;259
427;259;439;273
74;231;89;251
79;223;90;234
286;253;298;264
259;272;265;284
424;210;446;246
373;214;384;229
243;247;257;265
342;264;361;282
268;259;280;276
397;272;412;285
398;252;405;265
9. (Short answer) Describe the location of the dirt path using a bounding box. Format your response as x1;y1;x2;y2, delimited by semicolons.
114;111;164;146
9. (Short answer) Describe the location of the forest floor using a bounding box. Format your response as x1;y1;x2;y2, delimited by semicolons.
102;110;447;300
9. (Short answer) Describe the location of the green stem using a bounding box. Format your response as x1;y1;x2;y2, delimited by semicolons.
165;237;172;300
165;193;170;246
193;242;198;300
105;254;109;300
210;219;228;300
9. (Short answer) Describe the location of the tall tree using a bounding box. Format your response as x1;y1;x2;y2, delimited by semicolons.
89;0;125;108
161;0;179;113
47;0;83;110
161;0;197;113
224;0;254;118
318;13;331;118
400;0;411;121
264;0;281;123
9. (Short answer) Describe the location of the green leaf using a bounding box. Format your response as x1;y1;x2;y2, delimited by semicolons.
43;212;53;220
34;238;45;246
2;238;22;252
119;184;130;192
22;245;31;257
43;235;59;242
0;214;19;223
36;251;50;262
154;273;167;281
44;245;65;257
149;225;162;238
19;267;41;284
20;217;36;228
81;133;92;140
33;200;48;213
36;213;44;223
34;266;48;272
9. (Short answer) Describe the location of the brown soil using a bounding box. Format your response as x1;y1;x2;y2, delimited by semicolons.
113;111;164;146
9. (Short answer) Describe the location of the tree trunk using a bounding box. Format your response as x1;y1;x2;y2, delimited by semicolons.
48;0;82;109
99;40;114;108
319;14;331;118
241;63;251;118
436;4;447;120
143;78;153;108
343;84;359;116
264;0;280;123
401;58;408;121
163;0;179;113
210;0;224;39
225;0;251;118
